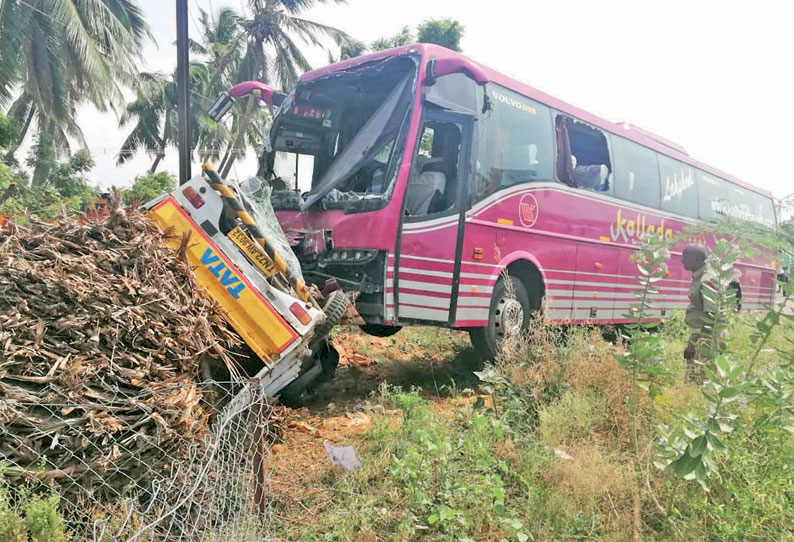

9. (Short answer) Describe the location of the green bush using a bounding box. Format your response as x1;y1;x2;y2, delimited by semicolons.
0;484;64;542
122;171;175;205
1;150;98;220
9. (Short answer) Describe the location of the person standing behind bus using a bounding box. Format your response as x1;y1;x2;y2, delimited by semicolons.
682;244;716;371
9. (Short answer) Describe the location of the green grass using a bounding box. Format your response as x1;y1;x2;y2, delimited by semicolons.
274;315;794;542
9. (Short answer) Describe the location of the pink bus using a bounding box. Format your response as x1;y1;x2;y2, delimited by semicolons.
249;44;776;358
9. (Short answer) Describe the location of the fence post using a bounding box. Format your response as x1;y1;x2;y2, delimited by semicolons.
252;387;270;518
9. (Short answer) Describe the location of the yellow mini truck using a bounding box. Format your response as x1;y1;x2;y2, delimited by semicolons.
146;164;348;400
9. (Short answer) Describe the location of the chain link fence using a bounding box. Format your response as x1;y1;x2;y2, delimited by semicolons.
0;381;282;541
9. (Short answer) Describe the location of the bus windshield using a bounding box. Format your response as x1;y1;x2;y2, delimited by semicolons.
262;56;417;211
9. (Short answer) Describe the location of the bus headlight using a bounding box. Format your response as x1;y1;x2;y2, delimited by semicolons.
321;249;379;265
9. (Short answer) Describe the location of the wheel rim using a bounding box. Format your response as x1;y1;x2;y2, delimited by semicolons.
494;297;524;338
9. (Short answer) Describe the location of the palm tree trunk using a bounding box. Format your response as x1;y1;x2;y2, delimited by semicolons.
149;153;164;173
220;95;257;178
32;120;56;187
217;146;232;175
4;107;35;163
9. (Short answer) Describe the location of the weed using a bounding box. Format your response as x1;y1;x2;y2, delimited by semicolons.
538;391;609;449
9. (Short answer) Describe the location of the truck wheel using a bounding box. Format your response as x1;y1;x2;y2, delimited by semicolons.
317;339;340;381
469;276;532;361
309;290;349;351
280;341;340;407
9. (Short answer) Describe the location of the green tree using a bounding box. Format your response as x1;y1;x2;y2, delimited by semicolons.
118;63;230;173
0;112;19;149
216;0;352;178
328;39;367;63
192;7;266;176
48;149;96;201
238;0;352;89
123;171;175;204
371;26;414;51
417;18;464;51
0;0;150;183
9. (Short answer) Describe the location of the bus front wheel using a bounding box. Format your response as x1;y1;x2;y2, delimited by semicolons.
469;276;532;361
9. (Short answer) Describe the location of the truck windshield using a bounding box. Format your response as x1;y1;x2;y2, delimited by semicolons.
263;56;417;211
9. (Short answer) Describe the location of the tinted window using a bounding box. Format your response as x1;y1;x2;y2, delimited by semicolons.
472;85;554;201
751;193;776;227
696;170;729;219
727;183;775;227
612;136;660;208
658;155;697;217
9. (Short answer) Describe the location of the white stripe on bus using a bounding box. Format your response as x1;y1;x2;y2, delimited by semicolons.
398;305;449;321
456;296;492;308
455;307;489;321
398;293;452;309
393;253;455;266
398;280;453;294
402;215;460;230
392;267;454;279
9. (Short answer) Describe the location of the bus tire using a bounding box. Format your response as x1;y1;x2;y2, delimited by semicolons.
360;323;402;337
469;275;532;361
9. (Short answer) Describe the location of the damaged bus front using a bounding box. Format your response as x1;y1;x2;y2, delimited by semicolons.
225;44;490;335
260;49;424;328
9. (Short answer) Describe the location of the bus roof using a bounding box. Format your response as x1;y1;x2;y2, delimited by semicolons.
301;44;772;199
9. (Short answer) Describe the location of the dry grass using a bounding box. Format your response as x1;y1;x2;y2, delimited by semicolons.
544;442;636;542
548;443;632;505
496;301;567;404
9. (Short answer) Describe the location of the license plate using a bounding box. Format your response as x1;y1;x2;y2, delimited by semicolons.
228;226;278;278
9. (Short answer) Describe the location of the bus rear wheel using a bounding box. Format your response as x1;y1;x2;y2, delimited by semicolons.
469;276;532;361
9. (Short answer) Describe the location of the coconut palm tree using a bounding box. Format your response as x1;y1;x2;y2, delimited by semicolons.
0;0;150;183
117;72;174;173
118;64;230;173
215;0;352;177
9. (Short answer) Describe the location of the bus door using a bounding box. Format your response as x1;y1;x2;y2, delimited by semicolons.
392;109;473;325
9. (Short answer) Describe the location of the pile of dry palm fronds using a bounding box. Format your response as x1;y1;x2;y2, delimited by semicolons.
0;205;243;497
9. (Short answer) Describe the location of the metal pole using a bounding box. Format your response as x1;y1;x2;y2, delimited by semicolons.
176;0;191;185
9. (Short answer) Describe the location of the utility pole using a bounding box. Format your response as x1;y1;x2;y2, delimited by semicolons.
176;0;191;185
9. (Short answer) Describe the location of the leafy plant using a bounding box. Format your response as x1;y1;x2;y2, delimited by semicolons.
122;171;176;205
615;233;671;541
0;481;64;542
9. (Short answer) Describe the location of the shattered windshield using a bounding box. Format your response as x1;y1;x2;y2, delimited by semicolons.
262;56;418;211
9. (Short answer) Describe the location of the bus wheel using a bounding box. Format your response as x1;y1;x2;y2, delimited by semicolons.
360;323;402;337
469;276;531;361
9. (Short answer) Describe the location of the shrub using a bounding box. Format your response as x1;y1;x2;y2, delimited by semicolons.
122;171;176;205
538;391;609;449
0;484;64;542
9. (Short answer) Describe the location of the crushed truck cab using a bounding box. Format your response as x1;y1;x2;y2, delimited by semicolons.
146;170;342;398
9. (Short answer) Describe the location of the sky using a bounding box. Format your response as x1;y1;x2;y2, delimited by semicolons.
68;0;793;201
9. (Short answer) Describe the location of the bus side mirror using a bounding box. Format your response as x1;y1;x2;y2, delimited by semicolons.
209;82;288;121
229;81;287;106
425;58;437;86
207;92;235;121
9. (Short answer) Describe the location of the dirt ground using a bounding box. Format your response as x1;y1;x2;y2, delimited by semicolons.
266;326;481;527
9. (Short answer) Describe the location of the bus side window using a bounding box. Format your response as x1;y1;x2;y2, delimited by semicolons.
405;120;461;216
696;170;729;219
726;183;776;227
659;155;697;218
612;136;661;209
472;85;554;203
555;115;612;193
